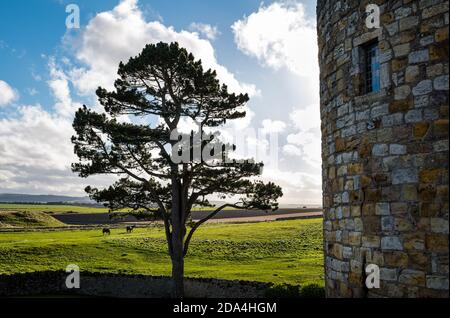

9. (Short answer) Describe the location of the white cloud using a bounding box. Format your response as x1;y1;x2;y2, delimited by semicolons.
212;105;255;133
289;104;320;131
286;130;316;146
0;105;78;194
27;88;39;96
31;71;43;82
68;0;257;97
285;110;321;169
283;144;303;157
0;0;324;205
283;135;321;168
232;1;318;78
0;60;105;194
263;167;320;189
188;22;220;40
261;119;286;134
173;116;199;134
231;1;322;201
0;105;74;172
231;106;255;130
48;58;82;117
261;167;321;204
0;80;18;106
0;104;114;195
0;0;260;197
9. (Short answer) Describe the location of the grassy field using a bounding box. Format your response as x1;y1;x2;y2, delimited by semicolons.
0;203;231;215
0;203;108;214
0;218;324;287
0;211;67;228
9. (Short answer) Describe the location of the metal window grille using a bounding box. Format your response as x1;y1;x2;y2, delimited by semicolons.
364;42;380;93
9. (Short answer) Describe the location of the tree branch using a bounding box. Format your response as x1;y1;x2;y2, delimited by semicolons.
183;202;244;256
125;144;168;179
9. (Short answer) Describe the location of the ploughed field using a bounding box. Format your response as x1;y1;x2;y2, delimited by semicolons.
0;218;324;287
0;203;322;227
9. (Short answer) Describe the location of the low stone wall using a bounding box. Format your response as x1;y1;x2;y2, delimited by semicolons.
0;271;271;298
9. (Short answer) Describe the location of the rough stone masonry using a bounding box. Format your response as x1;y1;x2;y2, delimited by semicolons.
317;0;449;297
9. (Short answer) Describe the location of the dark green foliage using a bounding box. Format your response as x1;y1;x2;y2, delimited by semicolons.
265;283;301;298
265;283;325;298
72;42;282;218
300;284;325;298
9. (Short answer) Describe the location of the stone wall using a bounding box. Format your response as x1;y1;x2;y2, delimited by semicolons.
0;271;271;298
317;0;449;297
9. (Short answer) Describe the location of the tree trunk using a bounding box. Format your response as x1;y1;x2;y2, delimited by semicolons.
171;245;184;298
170;173;185;297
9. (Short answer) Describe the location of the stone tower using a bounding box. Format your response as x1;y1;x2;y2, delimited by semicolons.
317;0;449;297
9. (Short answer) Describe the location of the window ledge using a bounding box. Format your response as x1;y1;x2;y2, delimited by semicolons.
354;89;387;105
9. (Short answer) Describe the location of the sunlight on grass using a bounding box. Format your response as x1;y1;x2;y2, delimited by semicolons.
0;218;324;286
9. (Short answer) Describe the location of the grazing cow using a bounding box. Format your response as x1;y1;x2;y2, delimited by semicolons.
126;225;136;233
102;228;111;235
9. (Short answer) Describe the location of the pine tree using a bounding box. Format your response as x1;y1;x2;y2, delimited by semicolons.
72;42;282;297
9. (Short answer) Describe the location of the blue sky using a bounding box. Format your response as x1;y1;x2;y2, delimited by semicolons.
0;0;321;204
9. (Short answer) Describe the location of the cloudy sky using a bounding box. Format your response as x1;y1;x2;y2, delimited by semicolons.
0;0;321;205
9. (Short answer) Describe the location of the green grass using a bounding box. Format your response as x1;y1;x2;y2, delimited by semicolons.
0;204;108;214
0;218;324;286
0;211;66;228
0;203;231;215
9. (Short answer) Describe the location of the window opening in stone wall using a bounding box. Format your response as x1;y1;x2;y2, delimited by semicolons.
363;41;380;94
